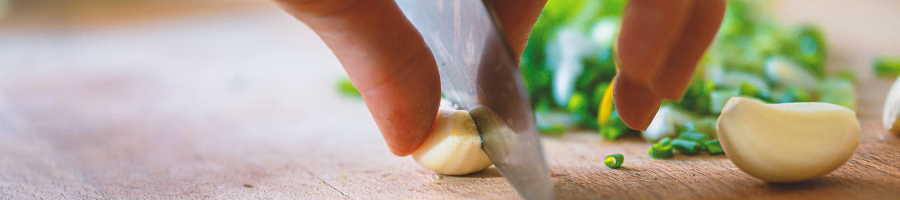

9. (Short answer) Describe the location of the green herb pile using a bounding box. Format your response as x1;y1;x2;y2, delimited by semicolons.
521;0;857;157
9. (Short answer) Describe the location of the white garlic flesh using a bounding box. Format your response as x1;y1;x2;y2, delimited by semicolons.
717;97;860;183
883;75;900;134
412;106;493;175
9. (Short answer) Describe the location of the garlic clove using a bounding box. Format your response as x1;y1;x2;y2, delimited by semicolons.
717;97;860;183
412;107;493;175
883;75;900;134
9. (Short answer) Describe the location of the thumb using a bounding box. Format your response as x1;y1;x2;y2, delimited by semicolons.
277;0;441;156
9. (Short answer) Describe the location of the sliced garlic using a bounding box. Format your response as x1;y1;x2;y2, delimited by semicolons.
412;106;493;175
717;97;860;183
883;75;900;134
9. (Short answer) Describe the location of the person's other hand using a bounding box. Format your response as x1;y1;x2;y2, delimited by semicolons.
274;0;546;156
614;0;726;130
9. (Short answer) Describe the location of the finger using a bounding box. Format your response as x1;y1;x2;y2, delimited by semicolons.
485;0;548;57
616;0;694;85
277;0;441;156
649;0;726;99
614;0;694;130
613;75;663;131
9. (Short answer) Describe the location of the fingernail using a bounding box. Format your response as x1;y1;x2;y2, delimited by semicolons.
613;77;664;130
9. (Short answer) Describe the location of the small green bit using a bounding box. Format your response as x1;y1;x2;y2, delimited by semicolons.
658;137;672;145
538;124;566;135
678;132;711;142
648;140;674;159
739;82;758;97
672;139;701;155
836;68;858;83
336;76;361;97
874;56;900;77
604;154;624;168
704;139;725;155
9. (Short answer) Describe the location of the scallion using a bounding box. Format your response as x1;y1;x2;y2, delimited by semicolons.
678;132;711;142
672;139;701;155
604;154;624;168
705;139;724;155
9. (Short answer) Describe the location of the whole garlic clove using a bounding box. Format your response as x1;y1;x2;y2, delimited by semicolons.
883;75;900;134
412;106;493;175
717;97;860;183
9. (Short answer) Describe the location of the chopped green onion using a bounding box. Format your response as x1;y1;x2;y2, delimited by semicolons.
678;132;711;142
538;124;566;135
739;82;758;97
672;139;701;155
336;76;361;97
676;121;697;135
836;68;857;83
648;141;674;159
658;137;672;145
874;56;900;77
704;139;724;155
604;154;624;168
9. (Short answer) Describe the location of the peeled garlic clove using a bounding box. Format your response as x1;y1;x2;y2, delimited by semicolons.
412;107;493;175
717;97;860;183
883;75;900;134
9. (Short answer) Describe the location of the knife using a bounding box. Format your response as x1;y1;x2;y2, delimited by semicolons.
395;0;554;199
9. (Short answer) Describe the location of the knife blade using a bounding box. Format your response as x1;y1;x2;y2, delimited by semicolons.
395;0;554;199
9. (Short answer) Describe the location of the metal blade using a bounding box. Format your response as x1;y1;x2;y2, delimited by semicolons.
395;0;553;199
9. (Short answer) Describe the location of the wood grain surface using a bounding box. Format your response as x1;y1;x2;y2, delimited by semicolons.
1;0;899;199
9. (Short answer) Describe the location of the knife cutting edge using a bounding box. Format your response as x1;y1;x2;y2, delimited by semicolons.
395;0;554;199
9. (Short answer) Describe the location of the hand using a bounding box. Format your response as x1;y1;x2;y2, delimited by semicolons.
275;0;546;156
614;0;726;130
275;0;724;156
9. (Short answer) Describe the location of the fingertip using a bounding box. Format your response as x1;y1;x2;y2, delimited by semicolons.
648;0;726;100
613;76;663;130
363;80;441;156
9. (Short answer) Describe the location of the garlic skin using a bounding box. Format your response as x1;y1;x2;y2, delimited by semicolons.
413;107;493;175
883;75;900;134
717;97;860;183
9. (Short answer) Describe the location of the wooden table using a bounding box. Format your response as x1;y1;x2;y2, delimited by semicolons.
1;0;899;199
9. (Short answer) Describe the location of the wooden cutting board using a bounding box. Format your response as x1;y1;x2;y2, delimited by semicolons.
1;0;899;199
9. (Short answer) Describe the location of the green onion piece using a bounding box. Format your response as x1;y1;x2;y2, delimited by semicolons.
739;82;758;97
336;76;361;97
678;132;711;142
604;154;624;168
538;124;566;135
658;137;672;145
836;68;858;83
649;141;674;159
672;139;701;155
874;56;900;77
677;121;697;135
705;139;725;155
